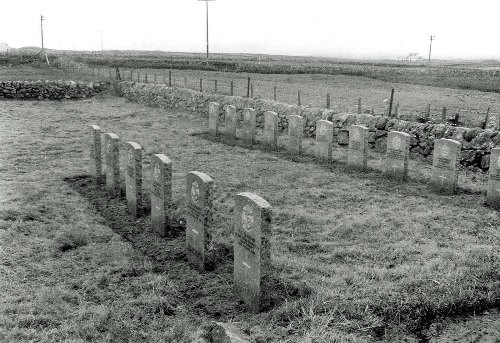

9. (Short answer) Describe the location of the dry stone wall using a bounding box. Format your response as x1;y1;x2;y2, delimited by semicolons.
0;80;106;100
116;81;500;172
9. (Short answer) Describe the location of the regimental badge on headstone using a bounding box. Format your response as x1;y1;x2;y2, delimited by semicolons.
125;141;142;218
263;111;278;149
347;125;369;169
151;154;173;235
487;147;500;209
431;138;461;195
185;171;214;271
234;192;272;313
315;120;333;161
385;131;411;180
287;115;304;155
104;132;120;196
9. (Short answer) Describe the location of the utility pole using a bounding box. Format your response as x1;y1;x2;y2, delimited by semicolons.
198;0;216;60
428;35;436;66
100;31;104;52
40;15;45;51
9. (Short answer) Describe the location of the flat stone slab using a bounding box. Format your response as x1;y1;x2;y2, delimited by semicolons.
431;138;461;194
186;171;214;271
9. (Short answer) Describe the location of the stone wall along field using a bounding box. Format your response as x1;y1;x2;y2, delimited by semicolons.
0;80;106;100
116;81;500;172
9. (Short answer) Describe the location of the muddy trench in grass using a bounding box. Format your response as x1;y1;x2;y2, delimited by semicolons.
64;174;308;322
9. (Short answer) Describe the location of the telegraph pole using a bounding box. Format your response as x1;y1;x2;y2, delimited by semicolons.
428;35;436;66
100;31;104;52
40;15;45;51
198;0;216;59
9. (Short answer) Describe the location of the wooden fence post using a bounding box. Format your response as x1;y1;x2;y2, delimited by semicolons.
247;77;250;98
274;86;277;101
326;93;330;109
298;90;301;106
388;88;395;117
357;98;362;114
230;80;234;96
441;107;447;122
169;71;172;87
214;80;217;94
200;78;203;92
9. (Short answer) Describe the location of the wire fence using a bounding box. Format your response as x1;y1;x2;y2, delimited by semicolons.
51;56;500;130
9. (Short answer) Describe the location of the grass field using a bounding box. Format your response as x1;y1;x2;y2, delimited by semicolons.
1;76;500;342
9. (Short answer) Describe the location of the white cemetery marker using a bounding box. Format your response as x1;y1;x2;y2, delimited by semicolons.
234;192;272;313
151;154;173;235
385;131;411;180
208;102;220;135
347;125;369;169
315;120;333;161
104;132;120;196
431;138;461;194
487;148;500;209
242;108;256;145
186;171;214;271
89;125;102;183
263;111;278;149
125;142;142;218
225;105;237;138
287;115;304;155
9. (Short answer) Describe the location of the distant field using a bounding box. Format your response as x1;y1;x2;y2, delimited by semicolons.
1;88;500;342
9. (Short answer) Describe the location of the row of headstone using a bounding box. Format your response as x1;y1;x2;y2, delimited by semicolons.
89;124;271;313
207;103;500;210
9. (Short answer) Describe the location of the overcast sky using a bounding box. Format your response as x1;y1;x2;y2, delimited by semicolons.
1;0;500;59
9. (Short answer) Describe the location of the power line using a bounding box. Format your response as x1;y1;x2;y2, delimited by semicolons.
428;35;436;66
198;0;216;59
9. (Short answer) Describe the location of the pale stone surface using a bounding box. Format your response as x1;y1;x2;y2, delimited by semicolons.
125;142;142;218
242;108;256;145
315;120;333;161
234;192;271;313
104;133;120;196
209;322;251;343
385;131;411;180
287;115;304;155
151;154;173;236
225;105;237;137
209;102;220;135
186;171;214;271
431;138;461;194
89;125;102;182
347;125;368;169
263;111;278;149
487;147;500;209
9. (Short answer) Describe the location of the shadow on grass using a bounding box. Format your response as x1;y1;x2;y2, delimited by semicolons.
63;174;311;317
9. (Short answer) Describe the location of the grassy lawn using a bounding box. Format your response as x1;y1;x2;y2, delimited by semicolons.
1;90;499;342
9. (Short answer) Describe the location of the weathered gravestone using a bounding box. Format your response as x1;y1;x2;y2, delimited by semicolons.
347;125;368;169
287;115;304;155
263;111;278;149
88;125;102;183
208;102;220;135
125;142;142;218
315;120;333;161
486;147;500;209
151;154;173;235
234;192;271;313
431;138;461;194
104;133;120;196
242;108;256;145
385;131;411;180
186;171;214;271
225;105;237;138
